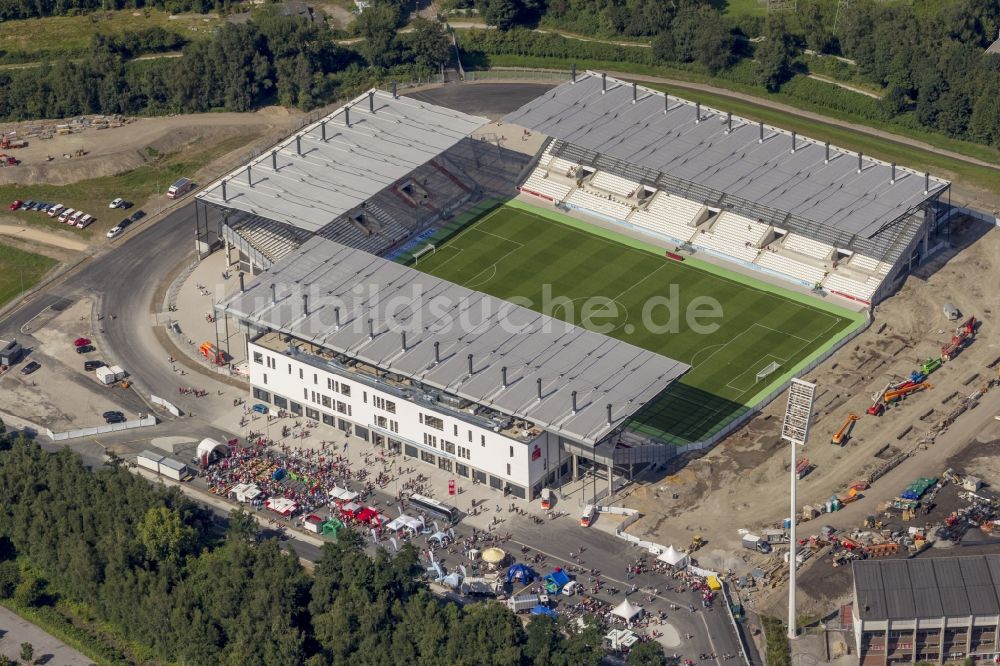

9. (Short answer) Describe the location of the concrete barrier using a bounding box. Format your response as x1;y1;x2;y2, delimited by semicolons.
46;416;157;441
150;394;182;417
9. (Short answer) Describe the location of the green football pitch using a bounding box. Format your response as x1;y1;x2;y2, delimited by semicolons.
408;202;863;445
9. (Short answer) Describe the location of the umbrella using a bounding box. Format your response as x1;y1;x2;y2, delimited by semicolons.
481;547;505;564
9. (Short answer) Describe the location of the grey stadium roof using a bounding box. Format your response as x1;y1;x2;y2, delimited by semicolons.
197;90;488;233
505;73;949;241
854;555;1000;621
217;236;689;445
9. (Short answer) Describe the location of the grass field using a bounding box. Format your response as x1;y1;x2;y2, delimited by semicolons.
0;244;57;309
410;202;862;445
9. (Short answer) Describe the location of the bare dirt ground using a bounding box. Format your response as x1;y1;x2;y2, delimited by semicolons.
0;106;302;186
619;217;1000;602
0;223;88;253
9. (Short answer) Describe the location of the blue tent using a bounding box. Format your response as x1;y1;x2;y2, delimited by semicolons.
543;569;570;593
507;564;537;584
531;605;558;617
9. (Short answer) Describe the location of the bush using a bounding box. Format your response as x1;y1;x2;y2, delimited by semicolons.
0;561;19;599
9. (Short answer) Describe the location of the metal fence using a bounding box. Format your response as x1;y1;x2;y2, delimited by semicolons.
151;395;182;417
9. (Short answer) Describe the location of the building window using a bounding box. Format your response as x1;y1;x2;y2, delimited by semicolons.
262;373;268;385
457;446;470;460
290;401;302;415
453;424;458;436
509;446;514;458
375;415;387;429
321;395;331;408
363;391;367;403
303;388;308;400
327;378;337;391
253;351;263;364
423;433;438;448
489;475;503;489
443;440;455;455
306;407;319;420
456;463;469;478
507;463;511;475
340;384;351;397
336;401;347;414
298;368;304;380
287;363;292;374
389;420;398;433
252;387;270;402
273;395;288;409
473;470;487;484
322;413;334;426
423;414;444;430
374;396;396;414
439;458;452;472
508;485;525;499
481;435;486;446
421;450;436;464
468;430;472;442
355;426;369;442
404;444;417;458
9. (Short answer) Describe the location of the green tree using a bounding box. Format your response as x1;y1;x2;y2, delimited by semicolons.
138;506;196;564
356;3;401;68
18;642;33;665
0;560;19;599
405;18;452;70
476;0;520;30
756;25;794;92
13;575;44;608
226;508;258;543
628;639;668;666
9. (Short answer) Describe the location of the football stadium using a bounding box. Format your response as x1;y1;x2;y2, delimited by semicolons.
201;74;952;498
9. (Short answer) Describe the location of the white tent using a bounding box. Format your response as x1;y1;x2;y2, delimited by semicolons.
197;438;229;463
385;517;407;531
611;599;644;622
657;545;689;568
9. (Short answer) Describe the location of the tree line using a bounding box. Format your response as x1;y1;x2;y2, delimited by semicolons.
0;429;668;665
0;3;452;120
0;0;234;21
461;0;1000;148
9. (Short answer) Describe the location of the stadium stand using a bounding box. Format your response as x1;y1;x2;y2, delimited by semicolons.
755;251;828;286
566;188;634;221
520;166;574;202
822;271;881;303
847;253;892;275
626;192;703;243
695;212;769;262
590;171;640;198
548;157;580;178
782;233;835;261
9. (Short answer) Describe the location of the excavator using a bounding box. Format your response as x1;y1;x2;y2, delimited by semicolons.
831;413;860;445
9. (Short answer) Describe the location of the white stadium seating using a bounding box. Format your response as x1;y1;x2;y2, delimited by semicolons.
590;171;640;198
627;192;703;243
755;251;828;285
538;143;556;168
822;271;881;303
520;166;573;202
694;212;770;262
566;189;633;221
548;158;580;178
848;253;892;275
783;233;834;260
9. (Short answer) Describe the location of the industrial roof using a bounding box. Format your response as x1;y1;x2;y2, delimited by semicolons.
197;89;488;233
505;73;949;241
854;555;1000;621
216;236;689;445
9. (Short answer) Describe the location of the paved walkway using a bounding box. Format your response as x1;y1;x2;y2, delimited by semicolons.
0;604;91;666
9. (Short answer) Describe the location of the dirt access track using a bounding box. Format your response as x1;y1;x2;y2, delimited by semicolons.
0;106;303;186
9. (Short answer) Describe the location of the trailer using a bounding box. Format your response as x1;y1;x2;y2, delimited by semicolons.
136;450;163;472
158;457;190;481
506;594;549;613
108;365;126;381
95;366;116;385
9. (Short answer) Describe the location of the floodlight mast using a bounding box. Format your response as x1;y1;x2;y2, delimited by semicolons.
780;378;816;641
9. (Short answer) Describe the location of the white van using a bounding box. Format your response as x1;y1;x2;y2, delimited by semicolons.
69;210;84;225
47;203;64;218
58;208;75;223
76;214;93;229
167;177;194;199
580;504;596;528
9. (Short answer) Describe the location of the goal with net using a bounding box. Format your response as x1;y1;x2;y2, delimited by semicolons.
411;243;436;265
756;361;781;383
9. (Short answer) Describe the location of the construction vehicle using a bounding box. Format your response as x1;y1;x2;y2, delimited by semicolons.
941;316;977;361
831;413;860;445
868;381;893;415
921;357;943;375
0;154;18;167
689;534;705;552
0;135;27;149
884;381;931;403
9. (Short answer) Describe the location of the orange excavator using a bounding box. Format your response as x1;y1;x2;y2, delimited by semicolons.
831;413;860;445
884;381;932;403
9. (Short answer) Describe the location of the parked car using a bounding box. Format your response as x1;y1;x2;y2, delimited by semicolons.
73;337;91;347
119;200;133;210
84;360;104;371
47;204;64;217
8;199;22;211
129;209;145;223
22;199;34;209
106;225;124;239
58;208;75;223
68;210;84;225
20;361;40;375
75;345;95;354
104;412;126;424
109;197;124;209
76;214;94;229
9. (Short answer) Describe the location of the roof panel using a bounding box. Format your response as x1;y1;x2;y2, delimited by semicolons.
506;73;949;238
218;236;689;445
198;90;488;233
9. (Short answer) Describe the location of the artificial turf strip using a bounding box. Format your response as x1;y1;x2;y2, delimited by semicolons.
411;204;863;445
